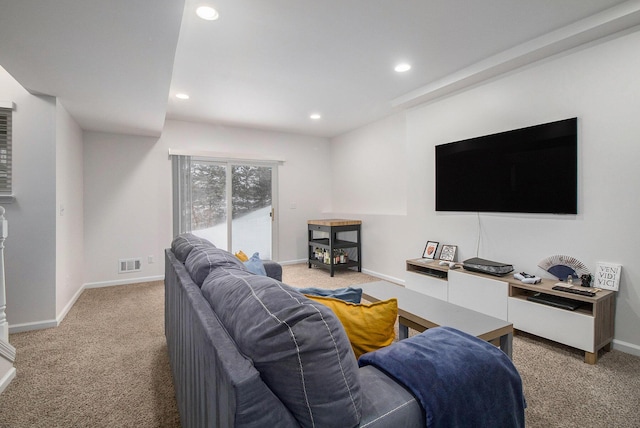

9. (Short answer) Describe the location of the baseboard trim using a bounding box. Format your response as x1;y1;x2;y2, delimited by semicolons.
0;366;16;394
361;268;405;286
56;284;86;326
279;259;307;266
612;339;640;357
9;319;58;334
84;275;165;289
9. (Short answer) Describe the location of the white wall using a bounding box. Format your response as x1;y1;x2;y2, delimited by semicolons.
331;113;407;215
55;100;84;319
329;112;410;282
83;132;170;286
82;120;331;285
329;30;640;353
0;66;57;329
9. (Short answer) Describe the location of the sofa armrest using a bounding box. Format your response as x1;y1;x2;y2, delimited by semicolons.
263;260;282;281
358;366;424;427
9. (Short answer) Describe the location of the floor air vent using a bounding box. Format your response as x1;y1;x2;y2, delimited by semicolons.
119;258;142;273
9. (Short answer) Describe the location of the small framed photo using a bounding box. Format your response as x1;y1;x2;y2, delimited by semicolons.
439;245;458;262
422;241;439;259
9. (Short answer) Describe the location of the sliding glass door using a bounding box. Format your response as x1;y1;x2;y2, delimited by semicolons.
189;160;229;248
229;164;273;259
173;157;277;259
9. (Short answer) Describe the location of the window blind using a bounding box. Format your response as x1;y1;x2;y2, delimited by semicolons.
171;155;192;236
0;108;11;194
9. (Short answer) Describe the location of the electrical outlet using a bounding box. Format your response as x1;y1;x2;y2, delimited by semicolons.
148;255;154;264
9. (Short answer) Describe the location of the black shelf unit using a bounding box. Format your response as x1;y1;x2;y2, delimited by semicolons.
308;220;361;277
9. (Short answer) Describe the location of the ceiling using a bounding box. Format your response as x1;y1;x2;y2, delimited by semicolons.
1;0;639;139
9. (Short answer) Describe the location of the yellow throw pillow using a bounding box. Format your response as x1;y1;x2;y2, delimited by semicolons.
234;250;249;262
306;294;397;359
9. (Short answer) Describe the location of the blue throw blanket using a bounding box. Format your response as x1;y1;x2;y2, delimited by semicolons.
359;326;525;428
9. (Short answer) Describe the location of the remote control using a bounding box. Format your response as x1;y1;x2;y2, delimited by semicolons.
514;272;542;284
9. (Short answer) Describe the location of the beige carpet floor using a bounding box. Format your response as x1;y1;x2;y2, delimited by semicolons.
0;281;180;428
0;263;638;427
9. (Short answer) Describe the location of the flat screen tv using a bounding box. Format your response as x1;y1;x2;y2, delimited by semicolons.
435;118;577;214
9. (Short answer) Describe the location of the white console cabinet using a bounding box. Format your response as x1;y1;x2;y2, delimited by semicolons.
507;298;594;352
405;267;448;301
507;278;615;364
448;269;509;319
405;258;615;364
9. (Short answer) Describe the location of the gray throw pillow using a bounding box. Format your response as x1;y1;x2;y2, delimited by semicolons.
184;245;247;286
201;272;362;428
171;233;213;263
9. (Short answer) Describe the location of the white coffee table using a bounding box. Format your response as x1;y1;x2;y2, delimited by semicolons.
359;281;514;358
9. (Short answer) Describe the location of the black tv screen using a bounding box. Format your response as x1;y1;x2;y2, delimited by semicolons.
435;118;577;214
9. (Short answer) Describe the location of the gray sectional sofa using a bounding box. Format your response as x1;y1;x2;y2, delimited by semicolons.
164;233;525;428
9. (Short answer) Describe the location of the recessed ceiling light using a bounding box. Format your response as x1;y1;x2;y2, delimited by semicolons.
394;63;411;73
175;93;190;100
196;6;219;21
310;113;321;120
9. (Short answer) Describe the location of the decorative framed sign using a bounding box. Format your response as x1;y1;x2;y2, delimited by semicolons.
439;245;458;262
422;241;439;259
595;262;622;291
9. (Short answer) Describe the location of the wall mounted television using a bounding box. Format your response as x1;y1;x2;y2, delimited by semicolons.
435;117;577;214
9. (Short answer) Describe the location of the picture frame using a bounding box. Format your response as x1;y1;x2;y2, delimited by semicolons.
439;244;457;262
422;241;439;259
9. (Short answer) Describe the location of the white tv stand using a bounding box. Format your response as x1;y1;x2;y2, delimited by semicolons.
405;259;615;364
